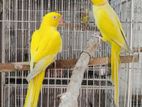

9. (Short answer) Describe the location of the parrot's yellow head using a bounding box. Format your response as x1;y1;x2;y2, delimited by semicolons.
91;0;107;5
43;12;63;27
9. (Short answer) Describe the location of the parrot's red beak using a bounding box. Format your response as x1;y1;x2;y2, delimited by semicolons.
59;16;64;25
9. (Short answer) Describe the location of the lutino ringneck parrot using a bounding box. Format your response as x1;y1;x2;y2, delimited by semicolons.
24;12;63;107
91;0;129;106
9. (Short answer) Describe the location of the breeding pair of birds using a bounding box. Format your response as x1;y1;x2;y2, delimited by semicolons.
24;0;129;107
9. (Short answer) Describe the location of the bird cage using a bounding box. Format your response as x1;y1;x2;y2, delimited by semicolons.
0;0;142;107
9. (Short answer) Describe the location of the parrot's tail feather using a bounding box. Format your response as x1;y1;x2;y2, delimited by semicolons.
111;43;121;107
24;70;45;107
24;57;54;107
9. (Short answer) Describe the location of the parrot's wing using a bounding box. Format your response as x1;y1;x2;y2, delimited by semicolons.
26;54;56;82
30;30;40;57
113;11;130;50
96;8;127;49
30;30;40;72
27;31;62;82
33;31;62;62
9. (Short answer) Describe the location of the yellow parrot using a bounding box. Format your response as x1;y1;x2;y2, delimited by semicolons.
91;0;129;106
24;12;63;107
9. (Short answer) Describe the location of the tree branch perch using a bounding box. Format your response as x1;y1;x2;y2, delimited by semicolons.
59;36;99;107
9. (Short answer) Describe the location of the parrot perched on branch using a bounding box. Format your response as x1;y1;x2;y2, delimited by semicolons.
91;0;129;106
24;12;63;107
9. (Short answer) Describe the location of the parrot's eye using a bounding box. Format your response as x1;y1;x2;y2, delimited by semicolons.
53;16;57;19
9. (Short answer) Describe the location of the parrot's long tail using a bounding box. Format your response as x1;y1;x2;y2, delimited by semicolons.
24;70;45;107
111;43;121;107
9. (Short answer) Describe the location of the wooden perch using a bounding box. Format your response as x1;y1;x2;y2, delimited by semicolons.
0;62;29;72
0;55;139;72
56;55;138;68
59;36;99;107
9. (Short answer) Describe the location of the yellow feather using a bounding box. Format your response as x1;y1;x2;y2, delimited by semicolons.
24;70;45;107
24;12;62;107
92;1;129;106
91;0;107;5
111;42;120;106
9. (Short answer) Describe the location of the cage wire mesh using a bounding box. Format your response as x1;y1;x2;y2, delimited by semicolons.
0;0;142;107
